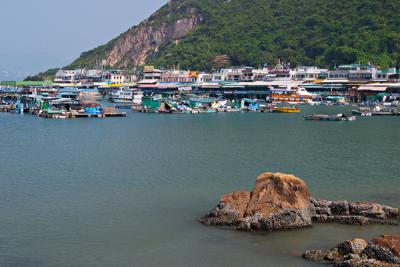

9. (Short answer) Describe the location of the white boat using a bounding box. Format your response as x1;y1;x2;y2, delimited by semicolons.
132;91;144;105
111;88;133;103
297;87;316;97
305;99;321;106
297;87;322;105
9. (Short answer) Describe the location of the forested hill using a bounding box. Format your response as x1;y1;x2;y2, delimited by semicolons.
152;0;400;69
29;0;400;79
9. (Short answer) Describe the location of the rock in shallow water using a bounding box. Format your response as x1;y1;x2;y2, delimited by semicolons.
303;235;400;267
310;198;400;225
201;172;399;231
201;172;313;231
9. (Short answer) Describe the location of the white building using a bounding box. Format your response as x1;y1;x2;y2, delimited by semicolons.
143;66;163;81
292;66;328;81
54;69;85;84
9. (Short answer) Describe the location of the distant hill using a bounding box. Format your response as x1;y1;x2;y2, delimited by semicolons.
29;0;400;80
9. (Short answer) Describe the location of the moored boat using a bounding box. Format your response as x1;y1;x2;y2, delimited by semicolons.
304;113;356;121
110;88;133;103
352;110;372;116
274;106;300;113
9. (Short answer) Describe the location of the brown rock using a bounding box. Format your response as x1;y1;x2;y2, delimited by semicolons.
350;202;387;220
202;172;399;232
310;198;399;226
244;172;310;218
303;235;400;267
338;239;368;255
302;249;327;261
371;235;400;258
220;191;251;218
202;172;312;231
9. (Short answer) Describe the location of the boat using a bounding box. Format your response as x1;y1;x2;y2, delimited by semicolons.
305;99;322;106
297;87;318;99
270;89;304;103
304;113;356;121
274;106;300;113
352;109;372;116
110;88;133;103
132;90;144;105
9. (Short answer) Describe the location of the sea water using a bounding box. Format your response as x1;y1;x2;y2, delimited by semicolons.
0;106;399;266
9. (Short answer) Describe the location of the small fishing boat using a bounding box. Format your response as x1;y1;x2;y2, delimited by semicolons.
274;106;300;113
304;113;356;121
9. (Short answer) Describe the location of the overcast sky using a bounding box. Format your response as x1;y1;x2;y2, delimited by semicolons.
0;0;166;79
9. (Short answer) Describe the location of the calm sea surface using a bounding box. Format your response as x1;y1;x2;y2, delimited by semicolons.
0;106;399;267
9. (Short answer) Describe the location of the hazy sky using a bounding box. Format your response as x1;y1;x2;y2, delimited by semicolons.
0;0;166;79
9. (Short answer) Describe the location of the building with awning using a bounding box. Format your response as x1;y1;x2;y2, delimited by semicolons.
356;84;391;101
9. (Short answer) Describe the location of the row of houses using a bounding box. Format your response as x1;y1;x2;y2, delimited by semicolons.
53;63;400;86
54;69;136;85
138;64;400;84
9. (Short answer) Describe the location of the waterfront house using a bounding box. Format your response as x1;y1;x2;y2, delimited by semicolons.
241;67;255;82
197;73;213;83
328;69;350;80
226;70;242;82
143;66;164;81
292;66;328;81
375;68;400;82
211;72;227;82
54;69;85;84
161;70;197;83
102;70;131;84
264;69;292;81
252;68;269;81
329;64;378;81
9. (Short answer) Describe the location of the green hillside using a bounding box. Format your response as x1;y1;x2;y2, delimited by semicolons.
28;0;400;80
150;0;400;69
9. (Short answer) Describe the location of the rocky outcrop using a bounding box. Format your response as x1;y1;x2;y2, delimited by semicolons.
303;235;400;266
203;192;251;226
201;172;313;231
311;198;400;225
201;172;399;232
105;6;201;68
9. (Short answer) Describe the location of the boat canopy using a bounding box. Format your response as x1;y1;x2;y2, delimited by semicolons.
357;85;388;92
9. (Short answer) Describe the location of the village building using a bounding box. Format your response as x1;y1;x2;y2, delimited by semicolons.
143;66;164;81
161;70;197;83
292;66;328;81
54;69;85;84
375;68;400;82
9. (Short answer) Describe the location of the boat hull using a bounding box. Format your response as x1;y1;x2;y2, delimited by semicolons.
274;107;300;113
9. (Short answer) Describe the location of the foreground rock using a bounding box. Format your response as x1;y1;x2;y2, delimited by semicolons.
311;198;400;225
201;172;313;231
303;235;400;266
201;172;399;232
